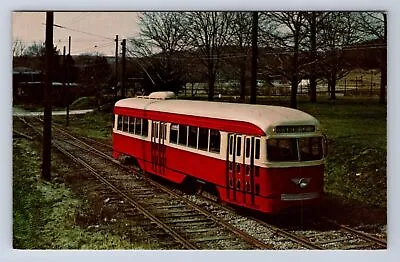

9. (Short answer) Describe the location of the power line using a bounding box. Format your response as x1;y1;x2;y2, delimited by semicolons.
126;48;156;85
43;23;114;40
73;41;115;54
67;12;92;26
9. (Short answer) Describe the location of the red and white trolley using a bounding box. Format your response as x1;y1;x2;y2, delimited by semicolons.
113;92;327;214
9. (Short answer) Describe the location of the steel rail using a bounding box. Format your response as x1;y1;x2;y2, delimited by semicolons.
18;116;385;250
52;140;199;250
35;117;274;249
198;194;324;250
16;116;198;249
321;217;387;249
52;125;273;249
141;176;274;249
249;216;324;249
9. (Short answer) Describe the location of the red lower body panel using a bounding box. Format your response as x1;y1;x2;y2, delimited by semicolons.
113;133;324;214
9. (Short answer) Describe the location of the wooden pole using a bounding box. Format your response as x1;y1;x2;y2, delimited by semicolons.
41;11;54;181
115;35;119;102
66;36;71;126
121;39;126;98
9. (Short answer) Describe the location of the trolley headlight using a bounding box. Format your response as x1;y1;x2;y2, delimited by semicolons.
292;178;311;189
299;179;309;188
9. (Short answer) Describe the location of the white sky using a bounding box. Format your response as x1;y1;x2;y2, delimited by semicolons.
12;12;141;56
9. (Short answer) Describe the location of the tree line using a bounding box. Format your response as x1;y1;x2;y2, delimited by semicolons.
128;11;387;107
13;11;387;108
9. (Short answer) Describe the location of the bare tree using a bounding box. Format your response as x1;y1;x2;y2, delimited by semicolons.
355;12;387;104
319;12;359;100
12;39;25;57
229;12;252;100
303;11;330;103
265;11;308;109
138;12;188;54
184;12;233;101
128;12;188;93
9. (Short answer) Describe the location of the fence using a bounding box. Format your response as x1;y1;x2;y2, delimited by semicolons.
181;75;382;98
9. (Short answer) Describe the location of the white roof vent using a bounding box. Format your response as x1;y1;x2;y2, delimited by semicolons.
142;91;176;100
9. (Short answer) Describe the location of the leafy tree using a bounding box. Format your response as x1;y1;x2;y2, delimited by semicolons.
24;42;45;57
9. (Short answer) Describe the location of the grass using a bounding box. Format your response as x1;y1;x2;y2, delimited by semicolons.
297;99;387;208
53;109;114;141
13;138;159;249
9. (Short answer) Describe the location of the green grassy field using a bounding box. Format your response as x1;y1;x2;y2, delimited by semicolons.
299;99;387;208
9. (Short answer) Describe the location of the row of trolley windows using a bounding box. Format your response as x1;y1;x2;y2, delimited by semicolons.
229;136;261;160
117;116;149;137
116;116;221;153
170;124;221;153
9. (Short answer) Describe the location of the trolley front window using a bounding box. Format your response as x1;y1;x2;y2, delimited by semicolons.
267;137;323;162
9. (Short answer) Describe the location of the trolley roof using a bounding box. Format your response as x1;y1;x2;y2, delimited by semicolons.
114;98;320;135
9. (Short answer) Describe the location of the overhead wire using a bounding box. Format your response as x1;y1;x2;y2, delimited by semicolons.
126;48;156;85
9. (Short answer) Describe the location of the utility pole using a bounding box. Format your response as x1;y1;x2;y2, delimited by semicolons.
66;36;71;126
121;39;126;98
62;45;66;122
42;11;54;181
250;11;258;104
115;35;119;102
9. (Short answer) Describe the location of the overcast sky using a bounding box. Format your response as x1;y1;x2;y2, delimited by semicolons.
12;12;141;56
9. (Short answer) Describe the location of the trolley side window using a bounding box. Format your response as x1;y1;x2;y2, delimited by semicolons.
188;126;198;148
123;116;129;132
134;118;142;135
209;129;220;153
170;124;178;143
229;135;233;155
142;119;149;137
236;136;242;157
267;138;298;162
255;138;260;159
245;137;251;158
178;125;188;146
117;115;123;130
153;122;159;138
129;117;135;134
198;127;209;151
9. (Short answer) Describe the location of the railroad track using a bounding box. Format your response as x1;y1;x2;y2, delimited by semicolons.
194;190;387;250
15;116;273;250
14;116;387;250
